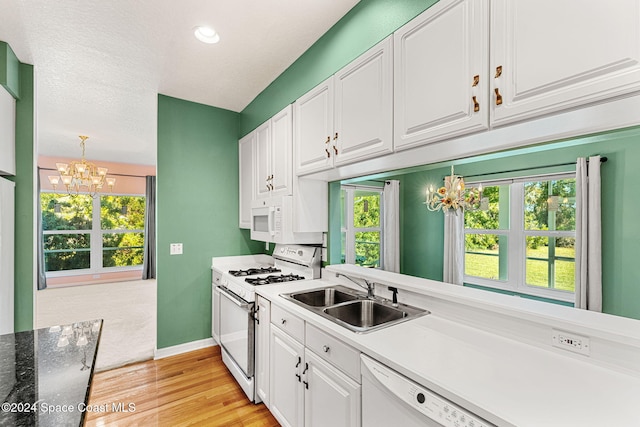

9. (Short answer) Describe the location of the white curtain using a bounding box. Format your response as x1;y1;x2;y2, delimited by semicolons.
443;209;464;285
383;180;400;272
575;156;602;311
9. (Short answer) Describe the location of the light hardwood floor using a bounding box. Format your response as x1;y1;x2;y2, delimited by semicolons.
84;345;280;426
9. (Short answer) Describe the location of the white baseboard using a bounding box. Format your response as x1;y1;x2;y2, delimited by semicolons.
154;337;216;360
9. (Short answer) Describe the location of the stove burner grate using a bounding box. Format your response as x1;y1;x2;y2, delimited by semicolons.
245;274;306;286
228;266;281;277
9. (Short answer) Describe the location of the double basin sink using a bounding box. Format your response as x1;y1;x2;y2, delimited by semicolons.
281;285;429;333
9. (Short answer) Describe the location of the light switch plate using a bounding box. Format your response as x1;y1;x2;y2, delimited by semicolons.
170;243;183;255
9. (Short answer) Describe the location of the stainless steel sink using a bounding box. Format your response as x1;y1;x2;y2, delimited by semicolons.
288;287;359;307
323;300;406;329
281;285;429;333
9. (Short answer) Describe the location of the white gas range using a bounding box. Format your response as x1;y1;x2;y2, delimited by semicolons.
211;244;321;403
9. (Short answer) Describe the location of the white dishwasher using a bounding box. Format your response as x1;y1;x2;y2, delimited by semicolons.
361;355;494;427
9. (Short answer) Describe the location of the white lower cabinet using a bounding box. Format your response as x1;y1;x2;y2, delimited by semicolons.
270;325;305;427
255;296;271;406
303;349;360;427
267;303;361;427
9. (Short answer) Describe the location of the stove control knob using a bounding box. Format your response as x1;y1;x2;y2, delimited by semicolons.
416;392;426;404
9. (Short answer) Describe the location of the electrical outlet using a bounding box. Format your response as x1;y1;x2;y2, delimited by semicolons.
552;329;590;356
170;243;183;255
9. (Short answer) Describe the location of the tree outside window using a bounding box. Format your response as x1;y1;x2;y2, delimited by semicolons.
42;193;145;274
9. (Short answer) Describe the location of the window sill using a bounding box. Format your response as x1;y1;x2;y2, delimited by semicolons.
45;270;144;288
463;280;575;306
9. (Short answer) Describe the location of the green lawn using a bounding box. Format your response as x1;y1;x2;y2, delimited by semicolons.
465;246;575;291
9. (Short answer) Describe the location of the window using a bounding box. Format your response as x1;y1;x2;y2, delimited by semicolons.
463;174;576;301
341;186;383;268
42;193;145;276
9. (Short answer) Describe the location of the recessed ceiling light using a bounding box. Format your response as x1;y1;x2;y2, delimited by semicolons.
194;26;220;44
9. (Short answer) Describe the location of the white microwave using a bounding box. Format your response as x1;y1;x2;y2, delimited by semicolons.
251;195;323;244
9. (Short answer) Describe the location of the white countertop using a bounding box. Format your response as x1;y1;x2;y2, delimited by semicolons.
255;277;640;427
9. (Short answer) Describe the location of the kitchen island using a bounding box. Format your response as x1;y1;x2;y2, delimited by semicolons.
0;320;102;427
255;265;640;426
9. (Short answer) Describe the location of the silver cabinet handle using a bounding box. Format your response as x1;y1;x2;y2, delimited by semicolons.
322;345;330;353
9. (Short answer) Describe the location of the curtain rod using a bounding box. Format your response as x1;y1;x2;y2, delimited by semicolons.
39;167;150;179
463;156;607;180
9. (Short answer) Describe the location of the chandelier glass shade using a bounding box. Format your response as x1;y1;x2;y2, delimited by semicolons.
48;136;115;196
425;166;483;213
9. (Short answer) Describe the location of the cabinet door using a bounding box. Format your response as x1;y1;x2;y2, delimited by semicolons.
270;105;293;196
491;0;640;126
0;178;15;335
394;0;489;151
0;88;15;175
238;132;254;229
334;36;393;166
304;349;360;427
269;326;304;427
294;77;334;175
254;121;272;199
255;296;271;406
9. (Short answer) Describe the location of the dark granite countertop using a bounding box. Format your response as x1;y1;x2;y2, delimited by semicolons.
0;320;102;427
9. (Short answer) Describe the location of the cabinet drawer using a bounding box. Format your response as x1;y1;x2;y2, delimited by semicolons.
305;324;360;381
271;304;305;343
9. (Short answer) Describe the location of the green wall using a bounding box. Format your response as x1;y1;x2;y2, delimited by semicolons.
156;95;264;349
12;63;34;331
374;127;640;320
1;40;34;332
239;0;435;137
0;41;20;98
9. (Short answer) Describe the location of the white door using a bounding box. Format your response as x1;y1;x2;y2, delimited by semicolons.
270;105;293;196
0;177;15;335
491;0;640;126
269;326;304;427
238;132;254;229
303;349;361;427
334;36;393;166
294;77;334;175
394;0;489;151
0;88;15;175
254;121;272;199
255;296;271;406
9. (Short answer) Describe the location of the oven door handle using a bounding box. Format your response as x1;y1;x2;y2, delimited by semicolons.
218;286;251;309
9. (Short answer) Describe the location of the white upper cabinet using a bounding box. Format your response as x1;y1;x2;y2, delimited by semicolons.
270;105;294;194
491;0;640;126
0;87;16;175
294;78;334;175
334;36;393;166
238;132;254;229
394;0;489;151
255;105;293;198
255;120;272;199
295;36;393;175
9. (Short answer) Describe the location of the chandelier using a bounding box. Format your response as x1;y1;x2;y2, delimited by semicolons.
47;135;116;196
425;166;483;212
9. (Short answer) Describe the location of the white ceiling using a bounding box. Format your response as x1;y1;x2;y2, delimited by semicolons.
0;0;360;165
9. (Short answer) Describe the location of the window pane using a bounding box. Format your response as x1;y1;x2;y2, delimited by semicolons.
102;232;144;267
340;231;346;264
526;236;575;291
101;196;145;230
355;231;380;268
41;193;93;231
525;179;575;231
464;234;507;280
464;185;508;230
353;191;380;228
44;233;90;271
